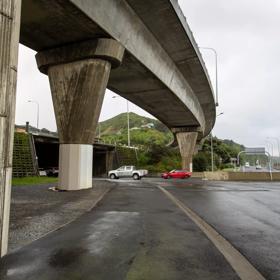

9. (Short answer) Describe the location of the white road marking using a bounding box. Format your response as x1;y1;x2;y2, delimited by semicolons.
158;185;266;280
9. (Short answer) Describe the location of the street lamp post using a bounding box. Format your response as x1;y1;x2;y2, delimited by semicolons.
200;47;221;171
210;133;214;172
265;140;274;169
126;100;130;147
210;112;224;172
28;100;39;130
112;96;130;147
267;137;280;164
265;141;274;157
199;47;219;107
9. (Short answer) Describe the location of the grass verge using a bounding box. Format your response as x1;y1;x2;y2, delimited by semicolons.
222;168;235;172
12;176;58;186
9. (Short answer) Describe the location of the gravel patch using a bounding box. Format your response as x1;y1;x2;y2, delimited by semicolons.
9;179;115;252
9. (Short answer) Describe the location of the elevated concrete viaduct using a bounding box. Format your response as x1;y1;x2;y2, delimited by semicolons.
0;0;216;255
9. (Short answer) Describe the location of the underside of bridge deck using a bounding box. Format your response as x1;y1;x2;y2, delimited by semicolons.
20;0;216;137
0;0;216;256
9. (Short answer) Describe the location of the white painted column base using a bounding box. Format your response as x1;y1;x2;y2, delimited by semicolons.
58;144;93;191
1;167;12;257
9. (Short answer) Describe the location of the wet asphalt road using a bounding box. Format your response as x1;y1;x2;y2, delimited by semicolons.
1;178;280;279
163;179;280;280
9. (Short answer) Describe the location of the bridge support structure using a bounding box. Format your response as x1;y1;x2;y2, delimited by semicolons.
0;0;21;257
36;39;125;190
172;128;199;172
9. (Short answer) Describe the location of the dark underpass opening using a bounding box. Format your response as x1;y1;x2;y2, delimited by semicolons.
33;135;114;177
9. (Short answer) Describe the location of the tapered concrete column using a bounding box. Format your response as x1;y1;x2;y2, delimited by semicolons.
0;0;21;257
176;132;198;172
36;39;125;190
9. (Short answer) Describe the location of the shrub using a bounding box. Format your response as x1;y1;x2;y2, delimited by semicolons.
193;153;209;171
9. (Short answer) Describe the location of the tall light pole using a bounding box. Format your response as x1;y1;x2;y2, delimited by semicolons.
210;112;224;172
126;100;130;147
28;100;39;130
112;96;130;147
199;47;219;107
265;140;274;169
210;133;214;172
267;137;280;164
265;140;274;157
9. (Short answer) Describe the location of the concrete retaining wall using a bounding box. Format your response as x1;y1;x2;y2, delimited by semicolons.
191;172;204;178
204;172;229;181
204;171;280;181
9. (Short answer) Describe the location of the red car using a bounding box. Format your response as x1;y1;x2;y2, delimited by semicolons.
161;170;191;179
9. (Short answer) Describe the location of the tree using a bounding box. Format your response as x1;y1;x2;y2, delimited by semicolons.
193;152;210;171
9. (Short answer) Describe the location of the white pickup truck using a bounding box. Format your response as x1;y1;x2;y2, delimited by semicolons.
108;166;148;180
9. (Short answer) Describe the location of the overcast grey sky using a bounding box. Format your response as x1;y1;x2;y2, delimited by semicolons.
15;0;280;152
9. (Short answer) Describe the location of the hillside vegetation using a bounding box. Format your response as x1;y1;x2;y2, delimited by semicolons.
99;113;244;172
193;136;244;172
99;112;172;148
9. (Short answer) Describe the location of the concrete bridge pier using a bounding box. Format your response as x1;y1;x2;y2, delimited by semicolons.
36;39;125;190
0;0;21;257
175;131;198;172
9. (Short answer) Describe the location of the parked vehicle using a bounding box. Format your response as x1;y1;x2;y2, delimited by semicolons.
108;166;148;180
46;167;59;177
161;170;191;179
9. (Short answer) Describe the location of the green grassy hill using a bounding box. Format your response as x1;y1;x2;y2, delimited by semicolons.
99;113;172;147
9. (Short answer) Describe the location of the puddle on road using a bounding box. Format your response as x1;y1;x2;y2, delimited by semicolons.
49;247;87;268
86;211;140;255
